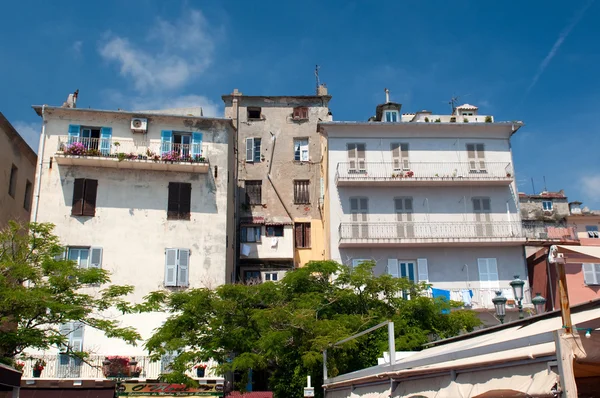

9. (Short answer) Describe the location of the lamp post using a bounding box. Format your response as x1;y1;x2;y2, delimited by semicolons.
492;290;507;324
510;275;525;319
531;292;547;315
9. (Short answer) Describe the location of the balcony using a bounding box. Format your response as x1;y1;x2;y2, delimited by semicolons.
54;136;209;173
522;221;578;242
335;161;513;186
19;354;220;380
339;221;524;247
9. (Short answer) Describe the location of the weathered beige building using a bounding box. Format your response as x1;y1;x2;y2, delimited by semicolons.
0;112;36;227
222;87;332;282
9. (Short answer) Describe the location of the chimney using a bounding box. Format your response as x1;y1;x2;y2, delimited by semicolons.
569;201;582;215
317;84;328;96
385;88;390;103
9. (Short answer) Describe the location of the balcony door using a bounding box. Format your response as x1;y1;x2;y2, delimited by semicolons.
350;197;368;238
466;143;486;173
395;197;414;238
347;143;366;173
473;197;492;237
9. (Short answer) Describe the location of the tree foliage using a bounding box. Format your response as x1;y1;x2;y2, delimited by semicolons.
0;221;140;364
143;260;481;397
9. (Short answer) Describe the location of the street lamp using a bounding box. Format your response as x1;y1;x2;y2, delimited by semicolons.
492;291;507;324
510;275;525;319
531;293;547;315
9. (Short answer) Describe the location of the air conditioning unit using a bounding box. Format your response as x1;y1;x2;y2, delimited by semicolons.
130;118;148;133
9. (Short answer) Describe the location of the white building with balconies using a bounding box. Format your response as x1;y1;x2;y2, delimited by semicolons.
320;96;530;311
25;102;235;380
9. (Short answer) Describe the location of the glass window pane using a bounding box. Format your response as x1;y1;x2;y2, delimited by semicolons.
79;249;89;268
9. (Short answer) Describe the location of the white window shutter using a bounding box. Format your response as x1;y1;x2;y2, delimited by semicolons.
488;258;499;288
478;258;489;287
70;322;84;352
178;249;190;287
90;247;103;269
387;259;399;278
583;263;596;285
417;258;429;282
165;249;178;287
246;138;253;162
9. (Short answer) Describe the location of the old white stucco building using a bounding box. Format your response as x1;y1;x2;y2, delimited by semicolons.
320;96;530;310
26;103;234;379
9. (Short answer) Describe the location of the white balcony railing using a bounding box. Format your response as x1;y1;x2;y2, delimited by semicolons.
336;161;513;185
339;221;523;242
19;354;220;380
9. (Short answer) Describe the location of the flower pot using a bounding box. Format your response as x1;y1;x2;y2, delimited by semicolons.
33;369;42;378
196;368;205;377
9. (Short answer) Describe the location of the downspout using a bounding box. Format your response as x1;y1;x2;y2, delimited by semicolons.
32;105;46;223
233;99;240;282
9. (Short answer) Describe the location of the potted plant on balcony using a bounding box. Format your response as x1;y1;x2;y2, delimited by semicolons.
131;366;142;378
194;364;207;377
14;361;24;373
102;356;131;378
32;359;46;378
405;170;414;178
65;142;86;156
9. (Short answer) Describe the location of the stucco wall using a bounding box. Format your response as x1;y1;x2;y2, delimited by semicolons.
519;196;569;220
33;108;234;355
0;113;36;227
223;94;330;270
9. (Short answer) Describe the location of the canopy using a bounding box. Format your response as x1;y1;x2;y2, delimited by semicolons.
554;245;600;262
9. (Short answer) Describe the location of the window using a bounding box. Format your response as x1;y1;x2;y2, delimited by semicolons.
8;164;17;198
477;258;499;289
245;180;262;205
246;138;262;162
67;247;103;269
59;322;84;369
247;107;262;119
473;197;492;236
167;182;191;220
23;180;32;211
391;143;409;170
294;138;309;161
466;143;486;172
293;107;309;120
586;225;599;238
542;201;553;211
387;259;429;282
347;143;366;172
265;225;284;237
384;110;398;122
244;270;261;283
295;222;311;248
352;259;370;267
72;178;98;217
68;125;112;155
294;180;310;204
395;197;414;238
472;197;491;213
241;225;262;242
264;272;278;281
164;248;190;287
350;197;369;238
583;263;600;285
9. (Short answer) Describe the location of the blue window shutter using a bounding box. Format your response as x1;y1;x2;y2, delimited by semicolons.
68;125;80;144
165;248;177;286
100;127;112;156
192;132;203;158
161;131;173;155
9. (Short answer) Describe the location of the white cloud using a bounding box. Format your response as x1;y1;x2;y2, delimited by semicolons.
99;9;215;92
12;121;40;152
580;175;600;201
524;0;594;98
72;40;83;54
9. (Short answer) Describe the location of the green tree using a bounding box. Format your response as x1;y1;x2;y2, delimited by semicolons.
0;221;140;365
143;260;480;397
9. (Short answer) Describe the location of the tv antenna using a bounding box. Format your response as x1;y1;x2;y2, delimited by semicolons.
446;93;471;114
315;65;320;89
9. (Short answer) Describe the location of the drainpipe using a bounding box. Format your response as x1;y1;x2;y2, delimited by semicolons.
233;98;241;282
32;105;46;223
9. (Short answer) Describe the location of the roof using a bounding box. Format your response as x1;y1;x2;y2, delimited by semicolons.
319;120;523;130
0;112;37;164
519;191;566;199
456;103;479;110
31;105;233;125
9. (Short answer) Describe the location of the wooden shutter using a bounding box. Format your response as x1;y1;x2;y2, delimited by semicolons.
89;247;103;269
165;249;178;286
400;144;409;169
168;183;180;219
348;144;357;170
583;263;597;285
357;144;366;171
179;183;191;220
303;223;311;248
467;144;476;171
417;258;429;282
254;138;262;162
71;178;85;216
476;144;486;170
473;198;482;212
246;138;254;162
295;224;303;248
82;179;98;217
359;198;368;220
294;180;309;204
387;259;399;277
100;127;112;156
70;323;84;352
178;249;190;287
481;198;491;212
192;132;203;158
391;143;401;170
395;198;404;212
161;131;173;155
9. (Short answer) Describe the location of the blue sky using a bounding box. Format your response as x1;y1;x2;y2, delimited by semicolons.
1;1;599;206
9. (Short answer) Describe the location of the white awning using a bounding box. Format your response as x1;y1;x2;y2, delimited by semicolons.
556;245;600;262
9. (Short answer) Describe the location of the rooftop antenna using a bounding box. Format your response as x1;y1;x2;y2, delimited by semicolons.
448;95;460;114
531;178;536;195
543;176;548;192
385;88;390;103
315;65;320;90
